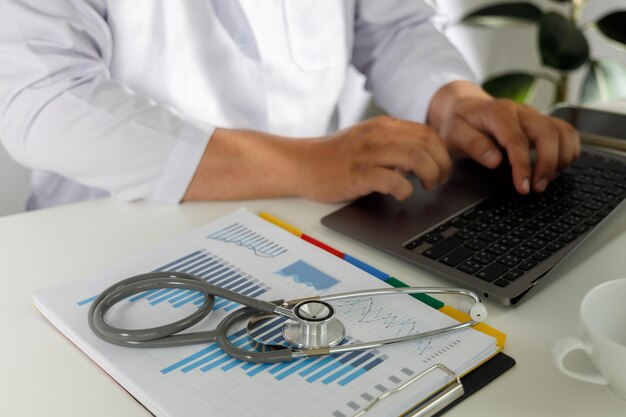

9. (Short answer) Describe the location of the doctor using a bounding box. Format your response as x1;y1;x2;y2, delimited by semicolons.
0;0;579;210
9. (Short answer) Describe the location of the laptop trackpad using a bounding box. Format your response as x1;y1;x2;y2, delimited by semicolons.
322;158;515;247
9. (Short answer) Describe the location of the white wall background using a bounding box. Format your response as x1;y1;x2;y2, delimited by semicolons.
2;0;625;217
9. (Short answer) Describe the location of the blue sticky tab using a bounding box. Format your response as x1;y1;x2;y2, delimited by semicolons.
343;254;389;281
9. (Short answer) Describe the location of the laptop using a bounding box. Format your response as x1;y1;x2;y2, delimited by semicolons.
321;107;626;306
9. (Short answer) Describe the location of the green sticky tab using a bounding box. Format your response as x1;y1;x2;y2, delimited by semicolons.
386;277;445;310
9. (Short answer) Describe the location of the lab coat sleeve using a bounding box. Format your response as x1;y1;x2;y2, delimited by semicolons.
0;0;214;203
352;0;477;123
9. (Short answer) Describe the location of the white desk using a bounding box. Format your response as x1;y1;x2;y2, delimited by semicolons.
1;195;625;416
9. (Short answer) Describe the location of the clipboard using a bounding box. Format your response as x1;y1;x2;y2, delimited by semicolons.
259;212;516;417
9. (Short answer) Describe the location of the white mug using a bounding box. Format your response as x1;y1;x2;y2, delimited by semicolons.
552;278;626;400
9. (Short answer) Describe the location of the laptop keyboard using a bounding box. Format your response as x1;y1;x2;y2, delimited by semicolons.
403;152;626;289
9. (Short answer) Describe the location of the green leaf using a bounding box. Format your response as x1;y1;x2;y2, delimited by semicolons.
597;11;626;47
580;59;626;103
483;73;537;103
539;12;589;71
461;2;542;27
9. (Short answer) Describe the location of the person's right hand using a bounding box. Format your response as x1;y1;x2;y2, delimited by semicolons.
296;116;452;203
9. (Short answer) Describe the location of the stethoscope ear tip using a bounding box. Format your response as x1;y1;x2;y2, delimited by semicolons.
457;300;487;322
469;303;488;322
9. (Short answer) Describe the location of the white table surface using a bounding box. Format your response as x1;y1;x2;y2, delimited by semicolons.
1;194;625;416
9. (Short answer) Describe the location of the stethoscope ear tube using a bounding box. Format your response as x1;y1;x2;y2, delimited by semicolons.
88;273;216;347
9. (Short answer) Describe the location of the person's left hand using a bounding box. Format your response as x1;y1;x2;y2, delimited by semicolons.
429;81;581;195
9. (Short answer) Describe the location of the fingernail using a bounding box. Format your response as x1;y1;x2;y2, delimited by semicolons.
522;178;530;194
483;149;501;168
536;178;549;193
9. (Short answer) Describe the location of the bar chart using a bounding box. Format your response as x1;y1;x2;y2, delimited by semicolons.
161;314;387;386
207;222;288;258
77;249;271;312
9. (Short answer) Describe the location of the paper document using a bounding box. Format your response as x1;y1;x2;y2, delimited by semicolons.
34;208;498;417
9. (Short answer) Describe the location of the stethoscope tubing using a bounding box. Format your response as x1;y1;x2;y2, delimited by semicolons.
88;272;483;363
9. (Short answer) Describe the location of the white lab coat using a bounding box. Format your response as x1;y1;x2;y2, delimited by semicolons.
0;0;474;210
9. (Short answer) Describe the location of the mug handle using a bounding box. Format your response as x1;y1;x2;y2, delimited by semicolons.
552;337;608;385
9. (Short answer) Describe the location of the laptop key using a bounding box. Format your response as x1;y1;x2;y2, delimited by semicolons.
449;217;469;228
503;269;524;281
497;254;522;267
457;260;483;274
499;236;522;247
404;239;423;251
472;251;497;264
532;250;552;261
422;236;464;259
439;247;475;266
475;263;509;282
493;278;510;287
559;233;577;243
571;223;590;234
454;229;477;240
486;243;508;256
425;234;444;244
547;240;565;252
518;259;538;271
464;238;488;251
510;246;534;258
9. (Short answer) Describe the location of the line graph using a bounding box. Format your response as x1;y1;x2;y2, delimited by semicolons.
206;222;288;257
333;298;464;358
334;298;417;338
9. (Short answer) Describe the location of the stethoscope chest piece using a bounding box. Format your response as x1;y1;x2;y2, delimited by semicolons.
282;300;345;349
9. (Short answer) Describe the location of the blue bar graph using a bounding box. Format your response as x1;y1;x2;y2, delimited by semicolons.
161;313;386;386
76;250;271;314
207;222;288;257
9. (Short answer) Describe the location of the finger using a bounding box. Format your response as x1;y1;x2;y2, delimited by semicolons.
362;122;451;185
365;142;443;191
549;116;580;167
444;118;502;169
483;101;531;194
419;128;454;183
519;110;560;192
359;167;414;200
369;118;452;182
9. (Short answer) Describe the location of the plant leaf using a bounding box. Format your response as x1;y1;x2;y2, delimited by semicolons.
483;73;537;103
596;11;626;47
461;2;542;27
539;12;589;71
580;59;626;103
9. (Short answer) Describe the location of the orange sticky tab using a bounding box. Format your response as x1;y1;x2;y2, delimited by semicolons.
440;305;507;349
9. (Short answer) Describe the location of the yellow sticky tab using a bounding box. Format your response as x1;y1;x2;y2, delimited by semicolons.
440;305;507;349
259;212;303;237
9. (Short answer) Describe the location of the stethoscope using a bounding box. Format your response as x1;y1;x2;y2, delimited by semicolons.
88;272;487;363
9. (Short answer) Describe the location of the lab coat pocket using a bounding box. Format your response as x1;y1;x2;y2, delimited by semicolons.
283;0;348;72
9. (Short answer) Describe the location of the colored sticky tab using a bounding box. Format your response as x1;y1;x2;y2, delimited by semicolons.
259;212;303;237
386;277;445;310
343;254;390;281
440;305;506;349
301;234;344;258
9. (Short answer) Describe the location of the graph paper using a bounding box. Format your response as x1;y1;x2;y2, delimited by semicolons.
34;208;498;417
